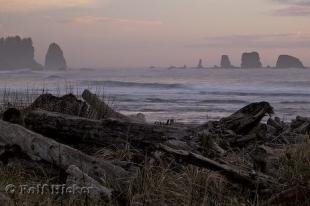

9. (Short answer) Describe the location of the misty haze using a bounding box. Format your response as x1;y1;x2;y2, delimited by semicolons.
0;0;309;206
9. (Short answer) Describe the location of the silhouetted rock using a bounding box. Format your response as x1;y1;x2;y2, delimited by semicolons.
221;55;233;68
197;59;203;68
276;55;304;68
168;65;176;69
45;43;67;70
241;52;262;68
0;36;42;70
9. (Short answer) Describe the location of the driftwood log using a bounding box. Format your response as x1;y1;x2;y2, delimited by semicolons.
24;110;186;152
159;144;277;190
291;116;310;134
82;89;146;123
82;89;130;121
0;120;132;193
2;108;23;125
66;165;113;202
220;102;273;135
267;117;283;131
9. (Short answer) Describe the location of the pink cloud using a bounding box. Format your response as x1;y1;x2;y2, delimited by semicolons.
271;0;310;16
273;5;310;15
186;33;310;49
0;0;101;12
69;15;163;27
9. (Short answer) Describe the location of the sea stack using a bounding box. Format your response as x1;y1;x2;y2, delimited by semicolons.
197;59;203;68
241;52;262;68
0;36;42;70
45;43;67;70
220;55;233;68
276;55;304;68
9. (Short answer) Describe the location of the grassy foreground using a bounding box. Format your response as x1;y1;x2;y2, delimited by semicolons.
0;142;309;206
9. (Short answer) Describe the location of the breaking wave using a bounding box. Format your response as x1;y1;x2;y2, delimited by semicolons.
81;80;188;89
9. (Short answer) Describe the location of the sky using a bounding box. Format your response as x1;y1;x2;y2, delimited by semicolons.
0;0;310;68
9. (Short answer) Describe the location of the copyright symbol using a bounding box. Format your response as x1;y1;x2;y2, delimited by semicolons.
5;184;16;194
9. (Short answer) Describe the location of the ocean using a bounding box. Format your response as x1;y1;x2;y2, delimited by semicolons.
1;67;310;123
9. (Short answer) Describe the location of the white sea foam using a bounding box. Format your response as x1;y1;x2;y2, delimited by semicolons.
0;67;310;123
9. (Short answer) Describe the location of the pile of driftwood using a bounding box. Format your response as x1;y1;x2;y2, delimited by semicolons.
0;90;309;205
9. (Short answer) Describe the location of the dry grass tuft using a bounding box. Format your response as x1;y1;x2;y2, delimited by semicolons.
278;141;310;185
126;163;256;206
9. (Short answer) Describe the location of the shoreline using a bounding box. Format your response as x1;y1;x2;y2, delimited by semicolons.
1;87;309;124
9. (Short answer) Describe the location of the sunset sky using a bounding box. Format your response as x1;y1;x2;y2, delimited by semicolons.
0;0;309;68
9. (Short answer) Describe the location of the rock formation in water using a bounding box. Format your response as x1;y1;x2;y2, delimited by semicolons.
220;55;233;68
45;43;67;70
197;59;203;68
241;52;262;68
0;36;42;70
276;55;304;68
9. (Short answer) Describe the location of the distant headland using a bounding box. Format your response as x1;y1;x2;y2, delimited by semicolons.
0;36;42;70
0;36;67;70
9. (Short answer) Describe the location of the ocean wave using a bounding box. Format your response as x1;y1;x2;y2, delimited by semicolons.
200;91;310;97
272;80;310;87
44;75;64;80
145;98;184;103
0;68;33;74
199;99;249;104
81;80;187;89
280;101;310;105
141;108;166;112
139;107;232;113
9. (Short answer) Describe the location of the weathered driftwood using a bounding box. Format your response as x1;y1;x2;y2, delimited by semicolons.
220;102;273;135
159;144;277;190
66;165;113;202
27;93;89;117
2;108;23;124
24;110;183;151
267;117;283;131
229;123;267;147
0;120;131;192
291;116;310;134
199;122;267;148
82;89;130;121
164;140;194;151
230;134;257;147
200;132;226;156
